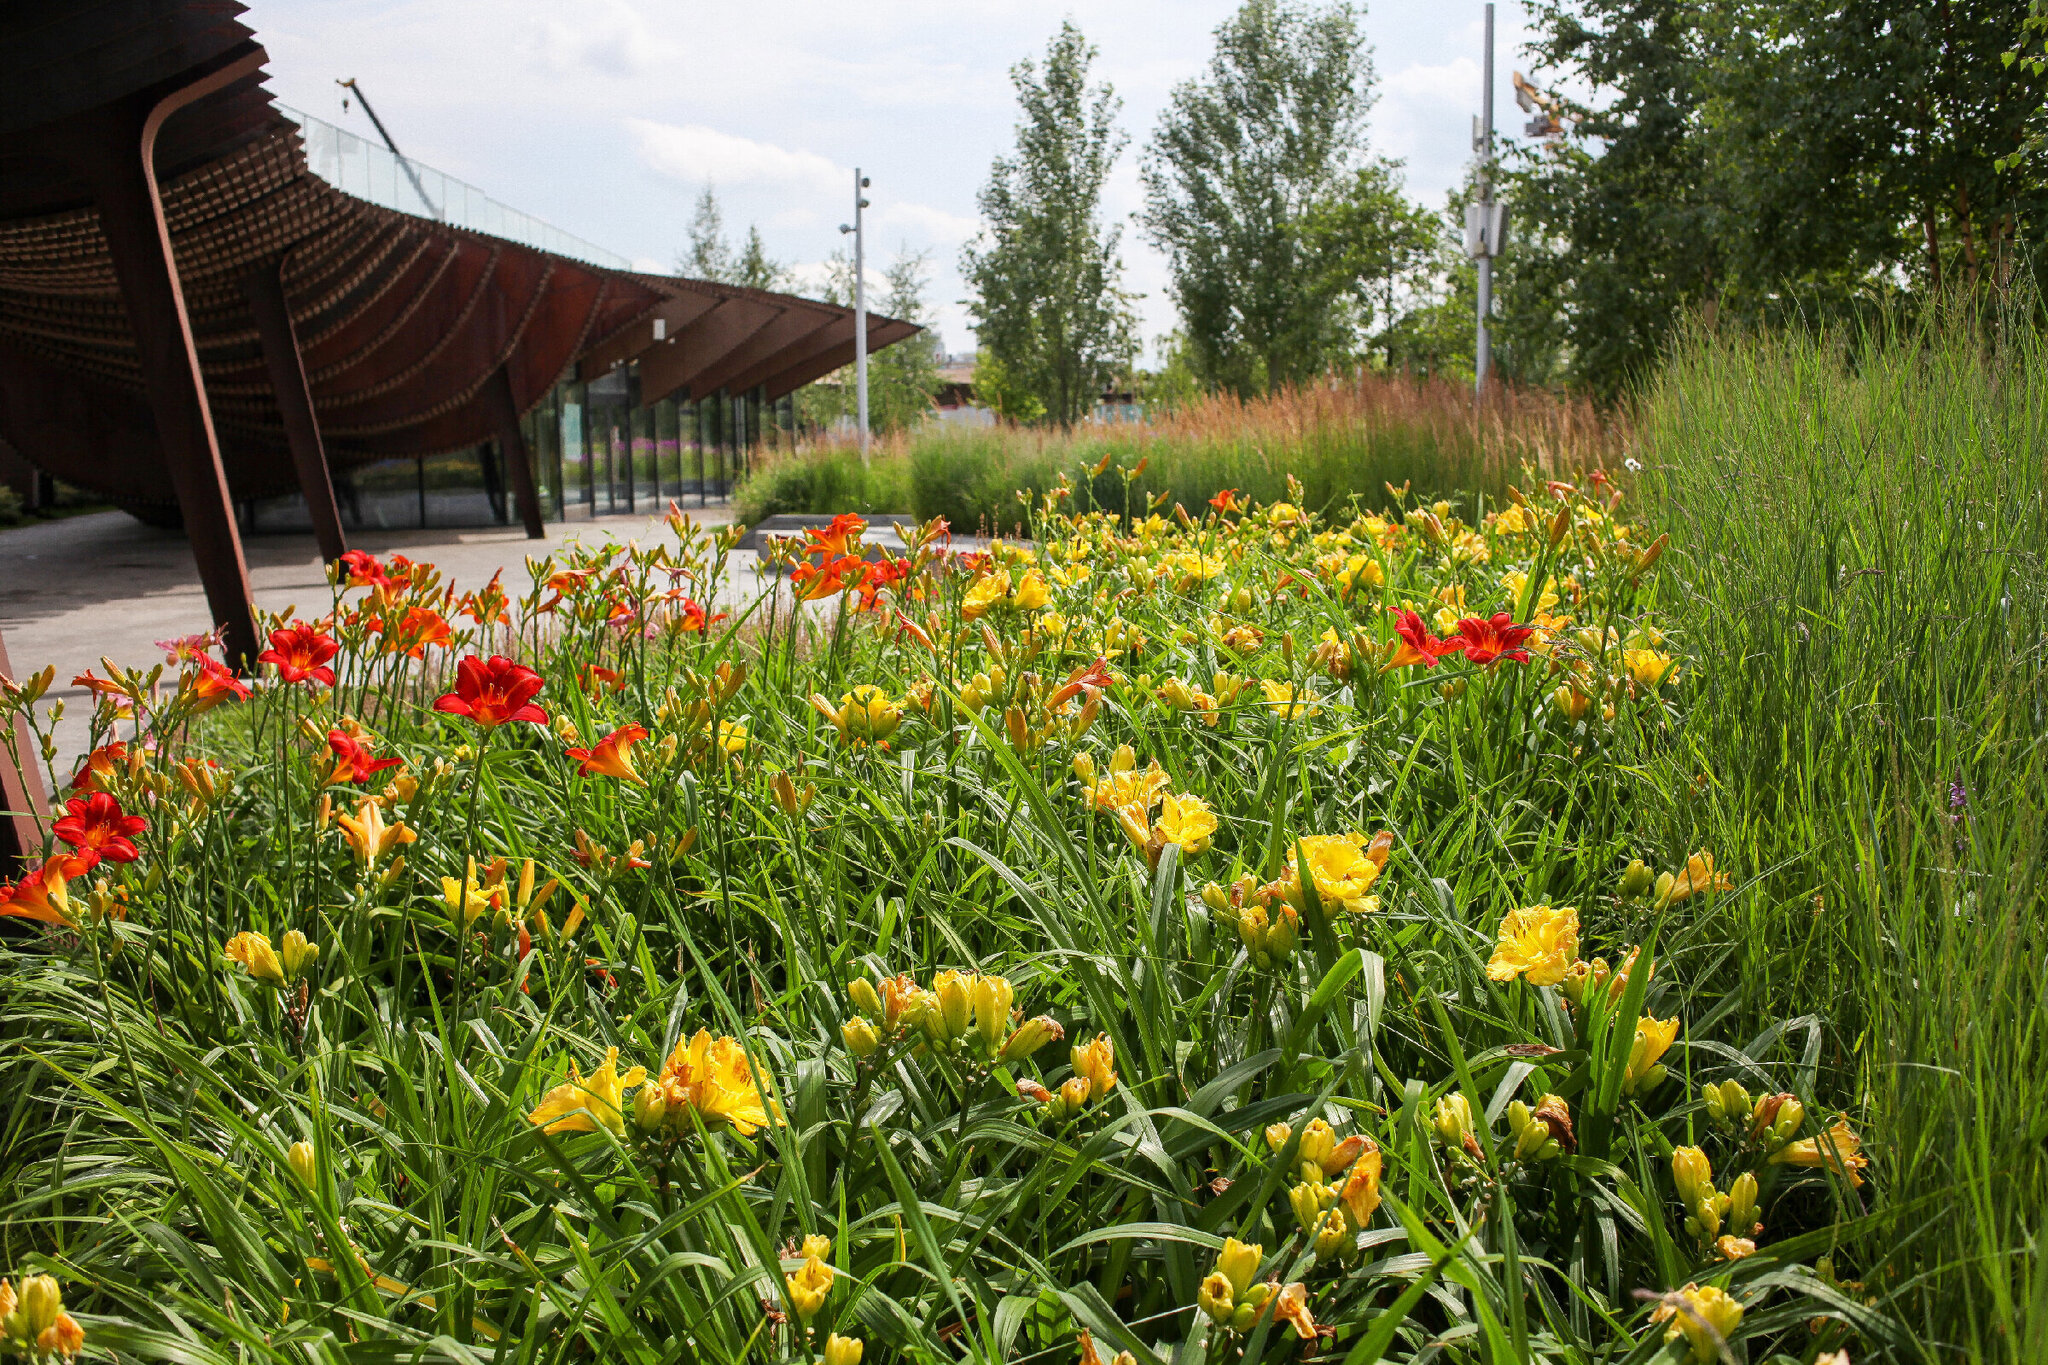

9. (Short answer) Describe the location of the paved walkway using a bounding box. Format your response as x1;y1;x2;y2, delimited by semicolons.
1;506;771;770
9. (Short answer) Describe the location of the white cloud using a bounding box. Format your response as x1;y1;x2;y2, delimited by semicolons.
625;118;845;197
870;200;980;246
535;2;679;77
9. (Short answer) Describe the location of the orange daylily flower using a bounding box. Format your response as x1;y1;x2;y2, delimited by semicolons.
564;724;651;784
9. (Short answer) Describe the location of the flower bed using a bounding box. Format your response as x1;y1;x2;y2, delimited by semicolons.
0;481;1890;1364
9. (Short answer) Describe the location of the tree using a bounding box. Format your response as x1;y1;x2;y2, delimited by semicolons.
1302;162;1443;360
735;226;789;292
962;21;1138;426
681;188;735;283
1140;0;1380;394
679;188;788;290
1509;0;2048;401
795;247;940;435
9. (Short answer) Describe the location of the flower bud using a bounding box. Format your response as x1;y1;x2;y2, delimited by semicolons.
1000;1014;1063;1062
1514;1117;1552;1162
1672;1146;1713;1210
841;1017;880;1058
1214;1237;1262;1298
1298;1118;1336;1172
1727;1171;1760;1237
1432;1092;1475;1153
1769;1096;1806;1146
972;974;1014;1051
1200;880;1232;913
633;1085;668;1132
1618;858;1655;900
847;977;883;1020
934;970;973;1042
1264;1122;1292;1154
18;1275;62;1338
823;1335;863;1365
1312;1208;1351;1262
279;929;319;980
1289;1181;1325;1232
1056;1075;1092;1115
288;1140;317;1186
1197;1271;1235;1324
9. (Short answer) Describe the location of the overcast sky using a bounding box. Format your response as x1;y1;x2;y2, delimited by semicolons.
248;0;1536;364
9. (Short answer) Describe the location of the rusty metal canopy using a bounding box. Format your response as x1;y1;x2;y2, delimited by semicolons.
0;0;919;516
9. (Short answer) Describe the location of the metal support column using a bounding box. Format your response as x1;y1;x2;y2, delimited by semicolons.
0;625;50;879
242;256;348;564
60;51;267;668
482;364;546;539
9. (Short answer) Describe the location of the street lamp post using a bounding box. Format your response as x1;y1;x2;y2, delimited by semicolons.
838;168;871;464
1465;3;1502;399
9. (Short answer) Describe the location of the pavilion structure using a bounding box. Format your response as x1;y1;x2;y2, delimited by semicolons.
0;0;918;874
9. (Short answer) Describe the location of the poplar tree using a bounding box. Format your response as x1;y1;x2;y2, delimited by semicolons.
963;21;1137;426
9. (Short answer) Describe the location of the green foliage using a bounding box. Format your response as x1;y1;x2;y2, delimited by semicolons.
963;21;1139;427
1637;297;2048;1358
1513;0;2048;401
1140;0;1383;394
681;188;790;292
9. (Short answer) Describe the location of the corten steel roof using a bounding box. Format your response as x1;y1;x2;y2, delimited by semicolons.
0;0;918;517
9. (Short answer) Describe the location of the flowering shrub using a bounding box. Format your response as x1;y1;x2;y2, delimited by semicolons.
0;485;1894;1363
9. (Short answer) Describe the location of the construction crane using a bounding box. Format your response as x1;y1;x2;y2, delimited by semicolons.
336;77;442;221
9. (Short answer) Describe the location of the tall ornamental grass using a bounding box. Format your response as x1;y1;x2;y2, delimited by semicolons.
738;372;1617;532
1636;302;2048;1362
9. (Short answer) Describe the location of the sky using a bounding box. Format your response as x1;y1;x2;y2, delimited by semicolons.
247;0;1537;364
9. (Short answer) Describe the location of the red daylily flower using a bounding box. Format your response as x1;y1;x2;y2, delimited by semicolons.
579;664;626;694
52;791;147;867
187;658;252;713
259;622;341;686
1446;613;1538;666
852;558;909;612
1209;488;1242;514
70;741;128;793
327;729;404;785
338;550;389;588
433;655;547;728
672;597;727;634
1381;608;1463;672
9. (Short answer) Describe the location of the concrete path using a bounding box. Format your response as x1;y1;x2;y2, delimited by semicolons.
1;506;780;770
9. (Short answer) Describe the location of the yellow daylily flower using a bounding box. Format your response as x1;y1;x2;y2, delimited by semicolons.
1485;905;1580;987
526;1047;647;1137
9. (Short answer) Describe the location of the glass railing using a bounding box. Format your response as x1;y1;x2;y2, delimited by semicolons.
276;104;633;271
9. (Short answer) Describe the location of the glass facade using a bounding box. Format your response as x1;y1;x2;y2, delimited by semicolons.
241;365;794;534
